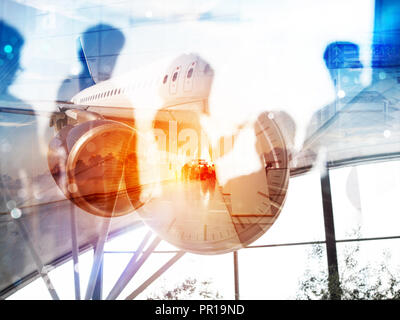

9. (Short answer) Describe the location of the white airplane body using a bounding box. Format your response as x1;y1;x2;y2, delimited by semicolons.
39;52;220;219
69;53;213;115
1;49;290;257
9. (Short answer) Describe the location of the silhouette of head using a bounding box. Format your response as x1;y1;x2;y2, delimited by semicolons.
79;24;125;82
323;42;362;70
323;42;363;91
0;21;24;95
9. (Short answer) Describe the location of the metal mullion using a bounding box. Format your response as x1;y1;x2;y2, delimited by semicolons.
70;203;81;300
125;251;185;300
320;164;341;300
84;217;111;300
233;250;240;300
14;218;60;300
106;234;161;300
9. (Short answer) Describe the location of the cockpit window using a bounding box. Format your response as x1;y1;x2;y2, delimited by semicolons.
163;75;168;84
187;68;193;79
172;72;178;82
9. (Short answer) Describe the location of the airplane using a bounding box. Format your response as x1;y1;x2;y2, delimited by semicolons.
1;38;291;256
0;35;292;300
45;41;217;218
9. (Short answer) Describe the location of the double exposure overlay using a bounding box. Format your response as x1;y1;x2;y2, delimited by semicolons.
1;0;400;301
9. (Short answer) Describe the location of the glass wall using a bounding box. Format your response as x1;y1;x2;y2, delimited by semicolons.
2;0;400;300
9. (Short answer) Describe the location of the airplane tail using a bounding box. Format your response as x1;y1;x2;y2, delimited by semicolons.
76;37;97;85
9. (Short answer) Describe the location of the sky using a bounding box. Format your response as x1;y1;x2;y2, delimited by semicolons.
4;0;400;300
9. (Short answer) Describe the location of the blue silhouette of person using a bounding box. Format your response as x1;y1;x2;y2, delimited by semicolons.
0;21;25;103
0;19;32;295
57;24;125;102
306;42;364;140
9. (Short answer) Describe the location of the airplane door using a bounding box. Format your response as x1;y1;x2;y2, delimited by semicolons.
169;66;180;95
184;62;196;92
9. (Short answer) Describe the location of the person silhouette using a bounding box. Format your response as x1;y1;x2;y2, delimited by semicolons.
297;42;365;171
305;42;364;141
0;20;31;208
0;20;34;296
52;24;143;217
0;22;25;103
57;24;125;102
324;42;363;90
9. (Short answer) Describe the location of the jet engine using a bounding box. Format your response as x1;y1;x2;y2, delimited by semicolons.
48;111;150;217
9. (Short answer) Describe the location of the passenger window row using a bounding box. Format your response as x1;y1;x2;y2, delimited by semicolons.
79;87;123;104
78;63;195;104
78;77;164;104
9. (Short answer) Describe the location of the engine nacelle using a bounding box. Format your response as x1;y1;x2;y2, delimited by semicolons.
48;119;150;217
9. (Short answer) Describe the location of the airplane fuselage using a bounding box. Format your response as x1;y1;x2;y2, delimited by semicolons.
70;53;214;113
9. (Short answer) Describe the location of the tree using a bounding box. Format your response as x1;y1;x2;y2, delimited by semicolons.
147;277;223;300
297;234;400;300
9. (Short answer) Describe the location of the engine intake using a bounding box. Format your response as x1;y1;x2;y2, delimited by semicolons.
48;119;148;217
